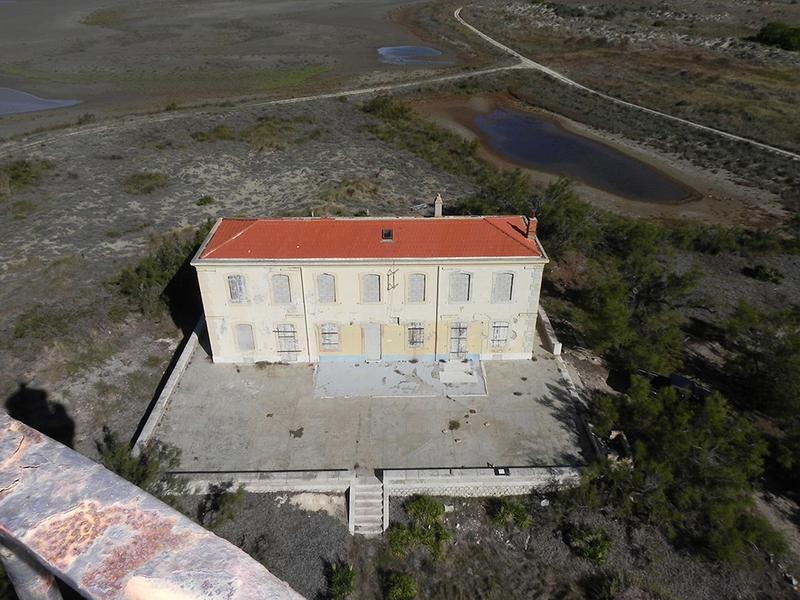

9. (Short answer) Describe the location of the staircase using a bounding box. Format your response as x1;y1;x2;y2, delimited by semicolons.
349;475;385;536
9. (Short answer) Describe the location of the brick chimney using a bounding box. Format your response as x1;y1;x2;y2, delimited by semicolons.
434;193;443;217
526;214;538;240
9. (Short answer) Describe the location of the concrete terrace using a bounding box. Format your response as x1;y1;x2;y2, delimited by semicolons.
154;345;587;473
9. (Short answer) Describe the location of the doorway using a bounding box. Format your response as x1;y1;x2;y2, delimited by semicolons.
363;323;382;361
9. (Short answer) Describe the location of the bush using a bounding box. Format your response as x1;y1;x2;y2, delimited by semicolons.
486;497;533;529
0;159;51;194
387;496;452;561
197;481;246;529
77;112;96;125
386;573;417;600
326;561;356;600
405;495;444;526
387;524;417;558
196;195;215;206
112;223;211;318
563;523;612;565
96;427;186;503
751;22;800;52
742;264;784;284
123;171;168;194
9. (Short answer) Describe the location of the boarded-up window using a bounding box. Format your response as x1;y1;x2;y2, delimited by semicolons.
407;273;426;303
491;321;510;348
449;272;471;303
227;275;246;304
491;272;514;303
361;274;381;303
317;273;336;303
275;323;299;356
271;274;291;304
408;322;424;348
320;323;339;350
449;322;468;358
235;323;255;351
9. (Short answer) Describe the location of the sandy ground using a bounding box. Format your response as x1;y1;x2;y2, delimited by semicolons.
412;93;788;227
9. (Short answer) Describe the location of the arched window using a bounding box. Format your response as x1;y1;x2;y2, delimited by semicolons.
271;274;291;304
317;273;336;303
448;272;472;303
491;272;514;303
407;273;426;303
361;274;381;303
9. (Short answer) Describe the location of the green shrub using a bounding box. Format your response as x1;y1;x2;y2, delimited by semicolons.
387;524;416;558
77;113;96;125
563;523;612;565
197;481;246;529
96;427;187;503
112;223;211;317
196;195;215;206
123;171;168;194
405;495;444;526
386;573;417;600
486;497;533;529
326;561;356;600
751;22;800;52
191;125;237;142
742;264;784;284
13;304;86;340
362;95;413;121
387;496;452;561
0;159;51;194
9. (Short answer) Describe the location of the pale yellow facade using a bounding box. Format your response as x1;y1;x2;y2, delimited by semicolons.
192;257;549;364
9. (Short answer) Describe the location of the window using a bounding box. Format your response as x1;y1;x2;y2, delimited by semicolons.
449;272;472;303
361;274;381;303
381;228;393;242
491;272;514;303
491;321;510;348
227;275;246;304
317;273;336;303
235;323;255;351
271;274;291;304
407;322;424;348
275;323;299;356
407;273;426;303
449;322;468;358
320;323;339;351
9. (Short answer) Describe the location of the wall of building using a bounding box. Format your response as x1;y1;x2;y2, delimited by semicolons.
195;257;546;363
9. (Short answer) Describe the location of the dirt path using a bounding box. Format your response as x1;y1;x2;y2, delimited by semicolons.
453;7;800;163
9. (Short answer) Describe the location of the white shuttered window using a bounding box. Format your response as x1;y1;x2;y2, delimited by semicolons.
361;274;381;303
449;272;471;303
491;321;510;348
491;272;514;303
227;275;246;304
271;274;292;304
317;273;336;303
320;323;339;350
407;322;424;348
407;273;426;303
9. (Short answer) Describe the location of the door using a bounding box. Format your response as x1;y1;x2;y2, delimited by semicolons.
364;323;382;361
449;322;468;359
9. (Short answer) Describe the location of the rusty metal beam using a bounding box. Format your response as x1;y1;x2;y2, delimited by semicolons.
0;413;304;600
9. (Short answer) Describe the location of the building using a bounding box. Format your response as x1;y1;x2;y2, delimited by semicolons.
191;212;548;363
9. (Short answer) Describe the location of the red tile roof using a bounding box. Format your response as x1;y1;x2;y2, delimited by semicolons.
198;217;544;260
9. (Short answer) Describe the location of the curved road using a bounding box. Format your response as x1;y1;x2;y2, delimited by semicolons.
454;7;800;162
1;7;797;163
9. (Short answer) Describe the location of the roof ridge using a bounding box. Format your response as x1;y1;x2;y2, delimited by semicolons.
203;221;259;258
482;216;534;254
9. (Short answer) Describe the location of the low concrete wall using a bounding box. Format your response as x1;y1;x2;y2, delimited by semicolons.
171;470;352;495
383;466;580;498
132;320;204;457
537;306;562;356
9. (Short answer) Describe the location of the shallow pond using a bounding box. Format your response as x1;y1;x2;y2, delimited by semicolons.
474;108;692;203
0;87;81;116
377;46;451;65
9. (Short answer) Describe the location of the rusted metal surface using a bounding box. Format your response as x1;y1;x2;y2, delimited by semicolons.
0;413;305;600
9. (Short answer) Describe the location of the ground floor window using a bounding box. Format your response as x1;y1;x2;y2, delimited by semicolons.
491;321;510;348
449;322;468;358
320;323;339;351
235;323;255;351
407;322;424;348
275;323;299;357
